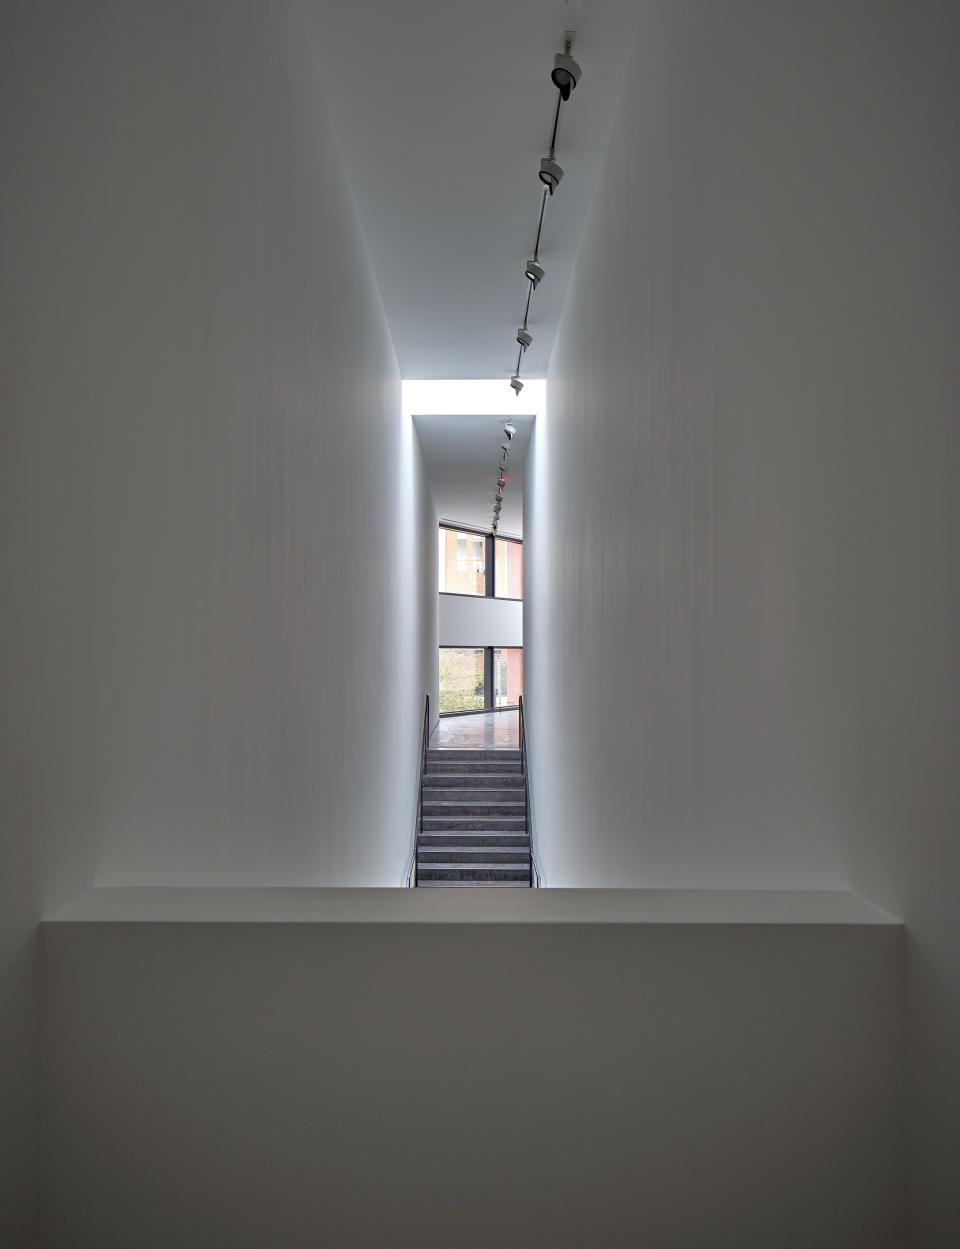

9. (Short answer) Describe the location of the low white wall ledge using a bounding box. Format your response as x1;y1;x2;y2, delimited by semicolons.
44;887;901;926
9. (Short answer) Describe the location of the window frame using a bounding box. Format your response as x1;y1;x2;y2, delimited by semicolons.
493;534;523;602
438;522;522;601
438;645;524;717
438;522;492;598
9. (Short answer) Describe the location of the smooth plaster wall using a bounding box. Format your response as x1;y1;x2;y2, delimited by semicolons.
0;1;434;1240
526;0;958;1241
41;918;903;1249
439;593;523;648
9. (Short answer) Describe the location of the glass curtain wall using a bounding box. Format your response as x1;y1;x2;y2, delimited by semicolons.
494;538;523;599
440;647;523;714
439;647;486;713
438;528;486;595
494;648;524;707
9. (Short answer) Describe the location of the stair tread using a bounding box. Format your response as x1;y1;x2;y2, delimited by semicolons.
420;830;528;837
423;792;523;800
418;861;531;868
424;772;521;778
423;818;526;824
423;801;525;808
424;759;519;769
428;750;521;757
423;813;526;819
418;881;530;888
419;846;530;854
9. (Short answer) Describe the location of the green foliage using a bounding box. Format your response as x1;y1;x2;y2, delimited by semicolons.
439;648;486;714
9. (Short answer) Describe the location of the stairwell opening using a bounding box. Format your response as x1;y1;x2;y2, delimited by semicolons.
403;380;544;887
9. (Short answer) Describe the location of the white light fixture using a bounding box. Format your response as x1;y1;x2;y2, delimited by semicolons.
524;259;545;288
551;37;581;101
509;376;524;396
504;421;517;439
539;157;564;195
517;327;533;351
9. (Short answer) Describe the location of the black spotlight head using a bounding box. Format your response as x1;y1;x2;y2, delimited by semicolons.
524;259;545;289
551;50;581;101
539;158;564;195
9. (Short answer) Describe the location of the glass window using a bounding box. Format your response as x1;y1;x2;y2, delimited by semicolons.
495;538;523;599
493;648;524;708
439;527;486;596
439;648;486;714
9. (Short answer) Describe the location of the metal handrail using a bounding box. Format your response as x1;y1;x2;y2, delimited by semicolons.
403;693;431;887
518;695;542;887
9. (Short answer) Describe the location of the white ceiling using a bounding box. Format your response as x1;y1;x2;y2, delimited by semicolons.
306;0;639;378
414;412;534;537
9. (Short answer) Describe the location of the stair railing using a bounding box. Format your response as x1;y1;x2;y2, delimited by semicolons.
518;695;542;887
403;693;431;887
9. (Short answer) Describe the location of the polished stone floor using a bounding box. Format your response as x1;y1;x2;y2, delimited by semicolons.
432;709;519;750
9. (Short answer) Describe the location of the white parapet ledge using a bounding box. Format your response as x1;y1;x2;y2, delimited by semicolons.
44;887;901;926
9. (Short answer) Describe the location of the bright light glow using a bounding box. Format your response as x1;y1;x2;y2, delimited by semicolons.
402;379;546;421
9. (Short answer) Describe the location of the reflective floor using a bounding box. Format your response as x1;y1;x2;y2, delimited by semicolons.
432;709;519;750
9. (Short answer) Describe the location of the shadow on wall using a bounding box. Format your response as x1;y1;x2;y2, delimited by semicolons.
0;925;39;1245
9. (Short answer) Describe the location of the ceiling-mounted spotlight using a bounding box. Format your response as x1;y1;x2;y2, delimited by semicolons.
504;421;517;440
551;37;581;102
539;157;564;195
517;327;533;352
525;259;545;288
509;375;524;396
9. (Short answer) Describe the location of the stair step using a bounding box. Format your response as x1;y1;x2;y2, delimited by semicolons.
428;749;521;762
418;847;531;862
422;816;526;832
418;881;531;888
423;788;523;803
424;779;519;789
425;762;522;775
422;802;525;817
418;865;532;882
422;775;523;789
418;861;530;868
418;832;529;848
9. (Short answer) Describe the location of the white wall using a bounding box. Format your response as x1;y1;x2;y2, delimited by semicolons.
41;906;903;1249
526;0;959;1240
439;595;522;648
0;1;434;1241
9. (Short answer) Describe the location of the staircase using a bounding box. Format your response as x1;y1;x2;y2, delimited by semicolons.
415;748;532;887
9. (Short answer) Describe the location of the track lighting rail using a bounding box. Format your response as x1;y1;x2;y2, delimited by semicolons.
491;33;582;532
